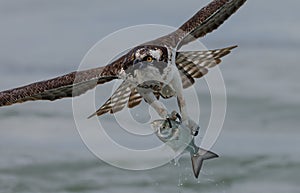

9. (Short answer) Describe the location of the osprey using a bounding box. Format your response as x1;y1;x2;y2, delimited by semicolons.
0;0;246;135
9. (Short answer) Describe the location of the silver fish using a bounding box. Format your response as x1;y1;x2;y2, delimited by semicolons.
151;118;218;178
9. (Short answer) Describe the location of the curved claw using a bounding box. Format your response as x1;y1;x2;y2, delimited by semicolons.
192;127;199;136
166;118;172;128
166;111;182;129
170;111;182;123
185;119;200;136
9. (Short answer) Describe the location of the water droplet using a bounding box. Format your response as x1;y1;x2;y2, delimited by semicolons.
173;156;181;166
177;182;183;187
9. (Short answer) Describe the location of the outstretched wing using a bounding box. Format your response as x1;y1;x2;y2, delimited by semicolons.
0;67;116;107
176;46;237;88
177;0;246;48
147;0;246;48
0;53;128;107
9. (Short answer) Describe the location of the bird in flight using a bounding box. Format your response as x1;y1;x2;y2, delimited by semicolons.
0;0;246;135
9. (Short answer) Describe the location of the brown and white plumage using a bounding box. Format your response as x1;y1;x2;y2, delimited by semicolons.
148;0;246;49
0;0;246;120
91;45;237;117
177;45;237;88
0;67;114;107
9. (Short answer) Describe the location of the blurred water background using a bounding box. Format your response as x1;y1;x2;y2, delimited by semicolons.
0;0;299;192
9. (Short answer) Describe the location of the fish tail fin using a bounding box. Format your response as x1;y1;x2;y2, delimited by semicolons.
191;148;219;178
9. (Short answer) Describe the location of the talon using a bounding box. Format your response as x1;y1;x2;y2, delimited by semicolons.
192;126;200;136
170;111;182;123
166;118;172;128
175;113;182;123
186;119;200;136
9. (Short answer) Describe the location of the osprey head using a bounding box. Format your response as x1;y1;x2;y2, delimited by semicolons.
123;45;169;72
132;45;168;64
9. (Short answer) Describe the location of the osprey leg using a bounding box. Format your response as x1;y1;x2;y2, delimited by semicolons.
169;74;200;136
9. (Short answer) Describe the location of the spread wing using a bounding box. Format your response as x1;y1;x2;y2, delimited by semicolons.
147;0;246;48
177;0;247;49
0;68;116;107
176;46;237;88
0;50;147;116
0;54;128;107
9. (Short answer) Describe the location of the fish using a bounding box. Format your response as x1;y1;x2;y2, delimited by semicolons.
151;118;218;178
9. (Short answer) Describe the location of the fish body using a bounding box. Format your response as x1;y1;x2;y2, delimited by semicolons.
151;119;218;178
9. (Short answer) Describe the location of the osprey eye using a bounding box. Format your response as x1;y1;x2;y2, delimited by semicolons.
146;56;153;62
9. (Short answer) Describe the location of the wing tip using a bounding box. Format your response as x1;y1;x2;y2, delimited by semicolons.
228;45;238;50
87;113;97;119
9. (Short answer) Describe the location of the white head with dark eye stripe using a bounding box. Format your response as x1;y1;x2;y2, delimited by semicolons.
132;45;168;65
